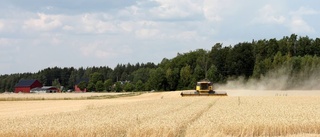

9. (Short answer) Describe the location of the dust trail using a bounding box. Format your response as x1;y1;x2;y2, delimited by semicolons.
218;67;320;90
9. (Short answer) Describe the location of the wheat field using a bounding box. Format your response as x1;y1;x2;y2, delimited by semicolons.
0;92;127;101
1;91;320;137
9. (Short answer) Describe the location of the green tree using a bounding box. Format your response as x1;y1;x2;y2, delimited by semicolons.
124;82;134;92
132;68;150;83
147;68;166;91
253;58;272;78
312;38;320;56
144;80;152;91
291;57;302;73
90;72;104;84
166;68;179;91
209;44;230;81
207;65;219;83
104;79;113;91
272;51;286;69
266;38;279;58
67;71;77;89
77;81;87;91
135;80;144;91
114;82;123;92
95;81;104;92
52;79;61;89
227;42;254;78
179;65;192;89
87;82;95;92
193;65;205;81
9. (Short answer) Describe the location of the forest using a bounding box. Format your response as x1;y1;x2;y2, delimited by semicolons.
1;34;320;92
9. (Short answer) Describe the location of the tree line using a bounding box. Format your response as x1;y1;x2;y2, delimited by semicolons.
1;34;320;92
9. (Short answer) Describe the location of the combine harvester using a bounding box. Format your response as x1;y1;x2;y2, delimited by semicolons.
181;79;227;97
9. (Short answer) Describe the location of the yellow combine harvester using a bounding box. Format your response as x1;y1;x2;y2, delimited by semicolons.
181;80;227;96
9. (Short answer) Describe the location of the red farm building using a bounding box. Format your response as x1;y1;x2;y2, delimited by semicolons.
14;79;43;93
74;79;88;92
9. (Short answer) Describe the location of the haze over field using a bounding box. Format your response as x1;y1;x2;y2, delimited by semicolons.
1;0;320;74
219;68;320;90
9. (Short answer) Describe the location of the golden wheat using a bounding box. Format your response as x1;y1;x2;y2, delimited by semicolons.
186;96;320;137
0;92;320;137
0;92;127;101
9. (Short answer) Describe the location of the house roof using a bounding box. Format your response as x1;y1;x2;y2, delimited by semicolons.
31;86;58;91
15;79;38;87
75;78;89;85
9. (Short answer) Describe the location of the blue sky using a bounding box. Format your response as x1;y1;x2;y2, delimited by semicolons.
0;0;320;74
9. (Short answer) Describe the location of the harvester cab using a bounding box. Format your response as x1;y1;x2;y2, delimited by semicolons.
181;79;227;96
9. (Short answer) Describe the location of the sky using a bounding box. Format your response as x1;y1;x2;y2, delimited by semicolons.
0;0;320;75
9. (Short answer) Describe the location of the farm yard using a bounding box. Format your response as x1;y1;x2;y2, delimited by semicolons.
1;90;320;137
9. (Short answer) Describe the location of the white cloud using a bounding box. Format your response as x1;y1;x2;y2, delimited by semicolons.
291;7;319;16
0;38;10;46
119;21;134;33
130;20;208;41
62;25;74;31
0;39;20;66
0;38;20;48
80;44;97;57
288;7;318;34
80;13;118;34
21;13;121;34
24;13;62;31
251;5;318;34
117;5;142;19
132;20;162;39
135;28;160;39
289;16;314;33
79;42;122;59
253;4;286;24
203;0;223;22
149;0;202;20
202;0;240;22
171;31;199;40
0;20;17;33
95;50;112;59
0;21;3;31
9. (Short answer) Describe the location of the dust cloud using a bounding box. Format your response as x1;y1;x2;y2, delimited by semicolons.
215;67;320;96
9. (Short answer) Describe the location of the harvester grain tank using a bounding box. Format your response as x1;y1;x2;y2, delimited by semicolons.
181;79;227;96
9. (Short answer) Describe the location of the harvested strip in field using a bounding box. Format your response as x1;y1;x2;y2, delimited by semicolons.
126;97;221;137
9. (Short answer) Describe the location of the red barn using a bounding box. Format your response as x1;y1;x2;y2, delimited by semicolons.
14;79;43;93
74;85;87;92
74;79;88;92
